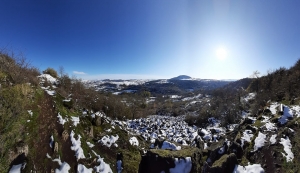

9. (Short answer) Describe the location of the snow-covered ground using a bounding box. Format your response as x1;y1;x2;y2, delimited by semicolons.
122;115;225;149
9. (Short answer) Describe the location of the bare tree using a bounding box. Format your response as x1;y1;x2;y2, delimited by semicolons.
58;66;65;78
252;70;260;78
251;70;260;92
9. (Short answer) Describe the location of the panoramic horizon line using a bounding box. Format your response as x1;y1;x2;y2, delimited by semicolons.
72;73;240;81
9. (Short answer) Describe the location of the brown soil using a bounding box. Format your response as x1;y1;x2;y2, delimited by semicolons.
30;92;77;172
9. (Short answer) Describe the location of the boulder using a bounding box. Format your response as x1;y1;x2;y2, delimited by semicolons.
93;116;102;126
209;153;238;173
54;142;58;153
89;126;94;138
242;118;255;125
139;147;202;173
16;143;28;156
245;125;257;133
8;142;28;163
207;139;227;164
228;142;243;159
62;130;69;141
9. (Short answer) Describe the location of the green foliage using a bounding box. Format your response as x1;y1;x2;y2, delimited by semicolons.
248;59;300;112
43;67;58;78
0;84;36;171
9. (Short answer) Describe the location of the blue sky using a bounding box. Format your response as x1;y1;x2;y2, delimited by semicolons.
1;0;300;80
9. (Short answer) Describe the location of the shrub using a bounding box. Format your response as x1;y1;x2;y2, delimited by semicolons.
43;67;58;78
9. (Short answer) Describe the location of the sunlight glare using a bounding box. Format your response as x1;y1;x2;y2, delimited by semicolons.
216;47;228;60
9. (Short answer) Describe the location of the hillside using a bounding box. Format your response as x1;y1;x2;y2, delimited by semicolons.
84;76;232;95
2;51;300;173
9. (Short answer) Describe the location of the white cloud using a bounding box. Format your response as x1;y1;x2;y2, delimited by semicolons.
73;71;87;75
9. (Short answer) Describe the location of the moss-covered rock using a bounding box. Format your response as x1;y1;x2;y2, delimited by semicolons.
210;153;238;173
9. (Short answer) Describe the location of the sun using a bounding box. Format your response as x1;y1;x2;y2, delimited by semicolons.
215;47;228;60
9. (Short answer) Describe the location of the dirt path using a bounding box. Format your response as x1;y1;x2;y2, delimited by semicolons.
31;92;77;172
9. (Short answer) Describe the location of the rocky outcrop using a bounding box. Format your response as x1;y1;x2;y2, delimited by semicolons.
209;153;238;173
8;142;28;163
206;139;227;164
228;142;243;159
139;147;202;173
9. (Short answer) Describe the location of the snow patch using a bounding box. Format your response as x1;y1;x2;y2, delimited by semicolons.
99;135;119;147
233;163;264;173
278;105;293;124
57;113;67;125
50;135;54;148
161;141;181;150
9;164;22;173
218;145;225;154
52;157;71;173
117;160;123;173
77;164;93;173
92;150;113;173
270;134;277;145
38;74;58;84
46;89;56;96
46;153;52;159
241;130;254;147
70;130;85;160
169;157;192;173
280;137;294;162
71;116;80;126
86;142;95;148
129;137;139;146
28;110;33;116
55;162;71;173
269;102;279;115
264;122;277;132
244;93;256;102
253;132;266;151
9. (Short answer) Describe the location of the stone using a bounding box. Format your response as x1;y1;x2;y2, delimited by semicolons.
207;139;227;164
17;144;28;156
54;142;58;153
93;116;102;126
8;149;16;162
228;142;243;159
210;153;238;173
242;118;255;125
62;130;69;141
89;126;94;138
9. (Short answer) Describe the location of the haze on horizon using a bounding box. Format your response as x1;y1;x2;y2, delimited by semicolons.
1;0;300;80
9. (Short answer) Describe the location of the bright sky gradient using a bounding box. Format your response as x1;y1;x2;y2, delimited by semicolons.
1;0;300;80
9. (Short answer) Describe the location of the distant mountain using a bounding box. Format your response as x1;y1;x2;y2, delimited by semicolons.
84;76;233;95
170;75;192;80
